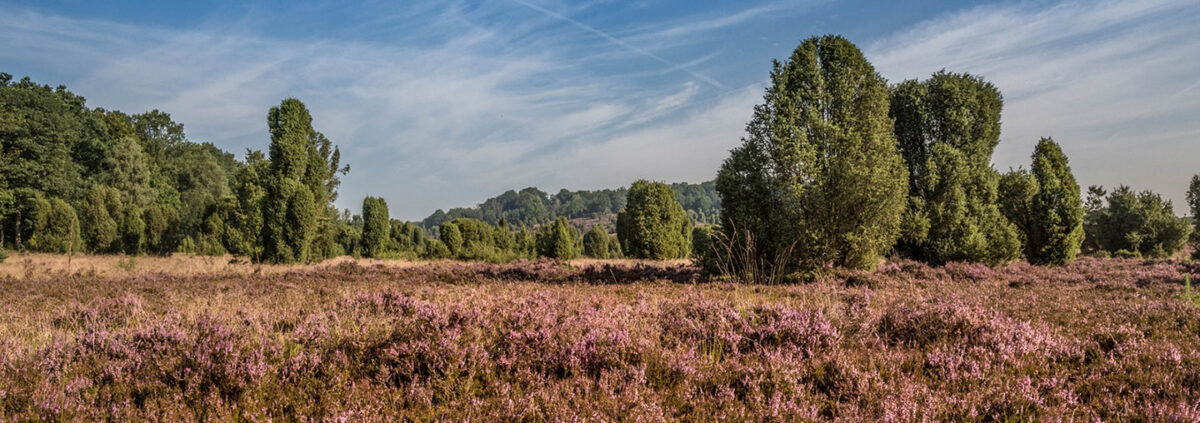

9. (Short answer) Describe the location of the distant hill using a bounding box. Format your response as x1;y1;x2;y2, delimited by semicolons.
421;181;720;232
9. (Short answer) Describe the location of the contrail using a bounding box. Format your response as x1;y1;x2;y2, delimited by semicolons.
511;0;725;89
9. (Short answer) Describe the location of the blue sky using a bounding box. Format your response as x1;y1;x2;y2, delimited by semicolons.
2;0;1198;219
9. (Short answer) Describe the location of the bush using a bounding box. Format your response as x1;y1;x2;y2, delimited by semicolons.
616;180;691;260
1085;185;1191;258
536;217;578;260
582;226;609;259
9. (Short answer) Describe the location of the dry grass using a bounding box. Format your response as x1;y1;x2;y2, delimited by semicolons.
0;251;686;281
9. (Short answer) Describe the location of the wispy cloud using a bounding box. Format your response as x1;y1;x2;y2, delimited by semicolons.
508;0;725;88
868;0;1200;209
0;3;762;218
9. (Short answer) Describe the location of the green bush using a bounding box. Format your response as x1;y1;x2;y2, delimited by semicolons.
1085;185;1191;258
536;217;578;260
582;226;609;259
361;196;390;258
616;180;691;260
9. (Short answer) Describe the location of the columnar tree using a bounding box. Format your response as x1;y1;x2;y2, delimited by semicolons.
260;99;319;263
536;217;578;260
890;71;1020;264
1027;138;1084;264
440;221;463;257
715;35;908;274
616;180;691;259
361;196;390;258
582;225;609;259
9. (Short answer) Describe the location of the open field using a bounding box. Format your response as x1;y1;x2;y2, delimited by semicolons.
1;256;1199;421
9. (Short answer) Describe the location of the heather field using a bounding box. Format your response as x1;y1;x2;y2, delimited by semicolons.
1;257;1200;422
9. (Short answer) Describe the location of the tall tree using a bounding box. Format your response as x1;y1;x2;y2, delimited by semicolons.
616;180;691;259
1188;175;1200;259
260;99;320;263
890;71;1020;264
715;35;908;274
1026;138;1084;264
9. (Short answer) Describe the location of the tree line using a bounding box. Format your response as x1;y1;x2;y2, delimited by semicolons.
2;35;1196;270
420;180;719;231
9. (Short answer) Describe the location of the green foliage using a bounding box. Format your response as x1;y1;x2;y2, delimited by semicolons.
1085;185;1192;258
440;222;463;257
582;226;609;259
27;197;80;253
606;233;622;259
421;181;720;231
120;205;145;255
142;204;180;255
1026;138;1085;265
536;217;579;260
423;238;451;260
80;185;123;253
262;177;317;264
258;98;342;264
361;196;390;258
890;71;1020;265
516;226;536;258
691;225;720;275
715;35;908;274
616;180;691;260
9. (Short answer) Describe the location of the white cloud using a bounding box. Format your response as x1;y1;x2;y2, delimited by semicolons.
867;0;1200;211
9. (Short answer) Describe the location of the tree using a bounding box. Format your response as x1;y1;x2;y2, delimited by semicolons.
582;225;609;259
440;221;463;257
27;197;80;253
889;71;1020;264
80;185;123;253
120;204;145;255
1025;138;1084;265
714;35;908;274
998;169;1037;249
260;99;320;263
361;196;391;258
1086;186;1191;258
617;180;691;259
536;217;578;260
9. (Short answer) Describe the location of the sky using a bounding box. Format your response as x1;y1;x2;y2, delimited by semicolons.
1;0;1198;219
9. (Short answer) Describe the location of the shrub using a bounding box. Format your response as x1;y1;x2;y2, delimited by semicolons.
536;217;578;260
582;225;609;259
616;180;691;259
1085;185;1191;258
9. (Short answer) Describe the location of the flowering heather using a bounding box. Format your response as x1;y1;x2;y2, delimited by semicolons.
1;257;1199;421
